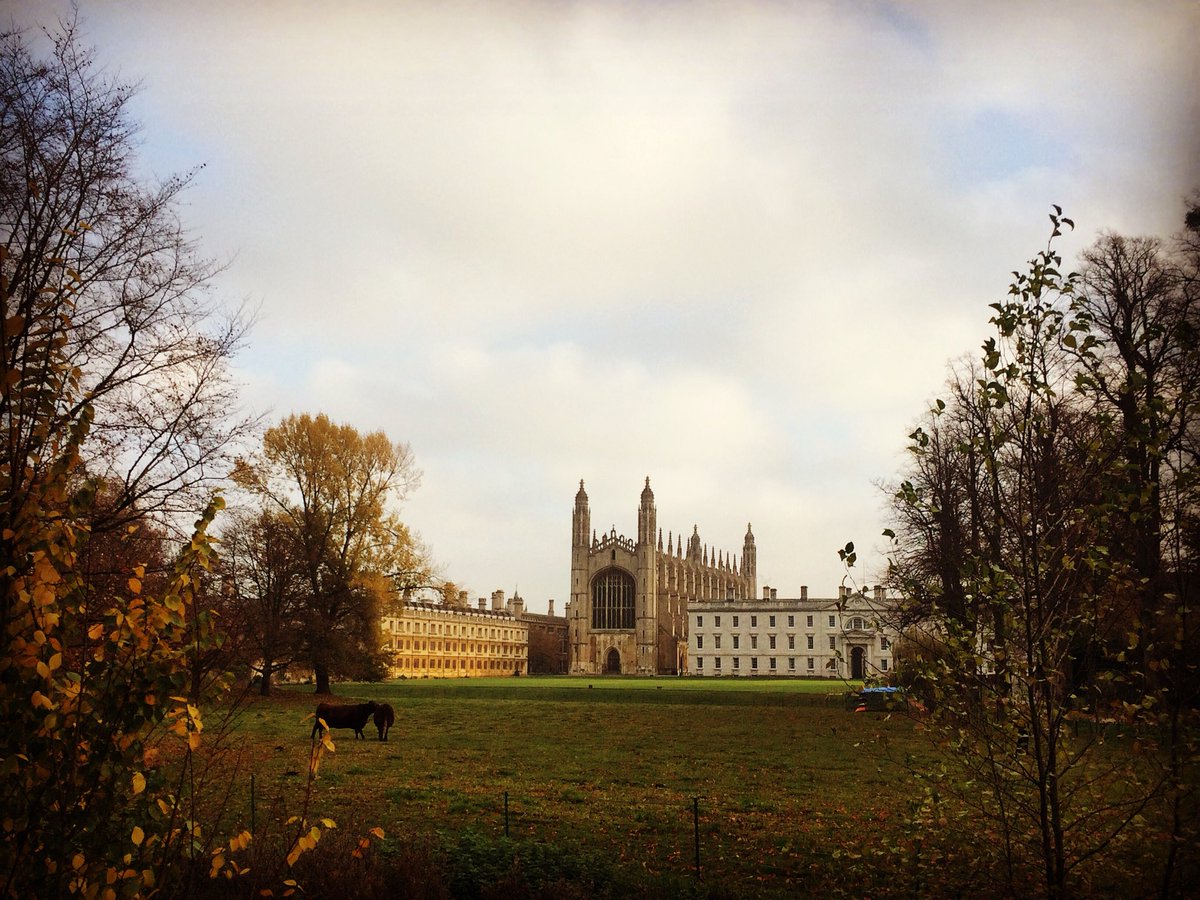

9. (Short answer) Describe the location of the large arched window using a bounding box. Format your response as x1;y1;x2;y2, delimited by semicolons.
592;568;635;630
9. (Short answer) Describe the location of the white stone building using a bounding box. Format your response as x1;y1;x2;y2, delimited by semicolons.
687;586;898;679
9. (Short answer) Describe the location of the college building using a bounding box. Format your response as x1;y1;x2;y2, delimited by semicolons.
687;585;897;678
568;478;757;675
380;589;567;678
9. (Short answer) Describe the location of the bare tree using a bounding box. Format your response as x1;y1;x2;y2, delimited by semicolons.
0;21;255;544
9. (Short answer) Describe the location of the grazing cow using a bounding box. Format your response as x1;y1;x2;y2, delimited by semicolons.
311;701;379;740
374;702;395;741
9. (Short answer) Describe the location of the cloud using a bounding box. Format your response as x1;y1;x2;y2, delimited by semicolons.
10;0;1199;608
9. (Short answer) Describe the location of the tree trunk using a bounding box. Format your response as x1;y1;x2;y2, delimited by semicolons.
314;662;331;694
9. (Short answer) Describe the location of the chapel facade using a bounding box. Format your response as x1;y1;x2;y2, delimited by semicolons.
568;478;756;675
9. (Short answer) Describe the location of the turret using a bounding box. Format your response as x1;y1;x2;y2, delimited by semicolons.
572;480;590;548
637;476;656;546
742;523;757;582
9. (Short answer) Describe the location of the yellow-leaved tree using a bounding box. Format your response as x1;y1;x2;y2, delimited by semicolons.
233;413;428;693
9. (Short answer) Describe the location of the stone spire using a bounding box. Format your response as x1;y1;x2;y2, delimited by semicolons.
572;479;590;548
742;522;757;582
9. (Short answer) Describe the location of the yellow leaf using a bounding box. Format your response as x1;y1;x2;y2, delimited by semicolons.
320;818;335;829
87;623;104;640
369;827;385;839
127;577;141;594
188;732;201;751
72;853;85;871
132;772;146;795
48;652;61;671
131;826;144;846
36;661;50;679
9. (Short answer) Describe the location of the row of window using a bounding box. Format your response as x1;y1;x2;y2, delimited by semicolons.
385;618;521;640
387;638;523;655
393;656;519;671
695;634;890;651
696;613;878;631
693;657;890;672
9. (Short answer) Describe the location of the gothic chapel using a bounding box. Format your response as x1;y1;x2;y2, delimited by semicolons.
569;478;756;674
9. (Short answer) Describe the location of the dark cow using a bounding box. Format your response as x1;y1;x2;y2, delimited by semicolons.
374;702;395;741
311;701;379;740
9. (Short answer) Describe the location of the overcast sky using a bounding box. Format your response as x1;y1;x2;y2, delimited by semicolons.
10;1;1200;612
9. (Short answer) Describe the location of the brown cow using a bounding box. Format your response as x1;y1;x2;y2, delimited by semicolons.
311;701;379;740
374;702;395;741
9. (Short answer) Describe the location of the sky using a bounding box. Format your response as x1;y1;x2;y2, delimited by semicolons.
9;0;1200;612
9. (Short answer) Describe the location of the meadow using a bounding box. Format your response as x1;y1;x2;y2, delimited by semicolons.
199;677;1178;898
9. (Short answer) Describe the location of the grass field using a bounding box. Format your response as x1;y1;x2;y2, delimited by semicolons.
196;676;1186;897
203;676;958;897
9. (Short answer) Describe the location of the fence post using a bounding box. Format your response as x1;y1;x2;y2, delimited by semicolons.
250;773;256;834
693;796;701;879
504;791;510;837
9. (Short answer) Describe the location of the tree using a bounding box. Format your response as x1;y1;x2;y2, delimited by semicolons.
879;208;1198;897
1;21;254;548
235;413;424;694
218;509;307;695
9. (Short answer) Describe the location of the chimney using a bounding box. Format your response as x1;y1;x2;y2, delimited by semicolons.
492;589;505;611
801;585;808;601
512;596;525;617
459;590;469;606
477;598;486;611
874;585;884;601
839;586;849;600
763;586;770;600
547;599;555;617
770;588;777;601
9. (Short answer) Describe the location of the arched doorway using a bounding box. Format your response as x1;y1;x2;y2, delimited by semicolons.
850;646;866;680
604;648;621;674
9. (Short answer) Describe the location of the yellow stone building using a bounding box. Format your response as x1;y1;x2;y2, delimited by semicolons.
381;591;529;678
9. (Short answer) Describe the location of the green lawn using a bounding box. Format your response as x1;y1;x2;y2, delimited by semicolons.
199;677;1184;897
208;676;937;897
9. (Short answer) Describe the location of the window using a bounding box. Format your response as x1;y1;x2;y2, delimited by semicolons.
881;659;889;671
769;657;777;670
750;635;757;649
881;636;890;650
769;615;776;627
733;658;740;670
732;615;739;627
806;615;813;628
714;636;722;649
769;635;776;649
828;635;836;649
696;615;703;628
696;656;703;669
732;636;739;649
751;658;758;670
807;635;814;649
788;657;796;670
715;615;721;627
829;615;836;627
591;568;635;629
715;657;722;670
807;657;814;670
852;617;864;630
696;635;704;649
788;635;795;650
750;615;757;627
787;615;794;627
